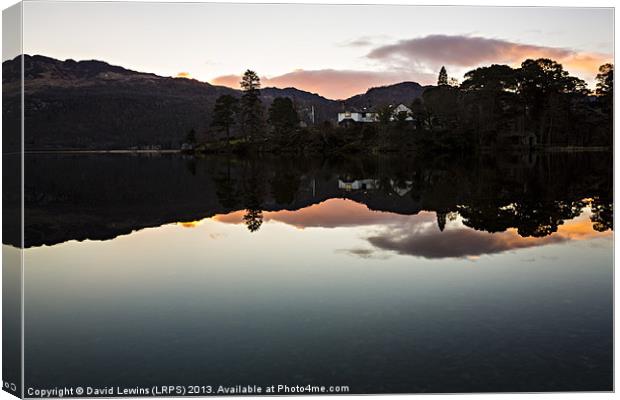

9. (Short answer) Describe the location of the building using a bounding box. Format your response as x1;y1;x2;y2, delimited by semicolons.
337;107;378;124
337;104;414;124
337;177;414;195
338;178;379;191
391;104;414;121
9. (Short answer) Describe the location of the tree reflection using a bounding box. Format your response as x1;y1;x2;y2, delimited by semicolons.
241;159;266;233
208;152;613;237
458;200;586;238
591;197;613;232
16;151;612;248
213;159;238;210
270;169;300;205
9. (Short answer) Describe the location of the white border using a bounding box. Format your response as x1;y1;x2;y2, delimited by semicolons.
0;2;616;400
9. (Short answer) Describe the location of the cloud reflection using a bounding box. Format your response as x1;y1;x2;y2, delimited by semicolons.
212;199;609;260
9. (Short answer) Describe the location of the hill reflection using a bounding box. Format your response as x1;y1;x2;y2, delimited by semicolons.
209;199;610;259
6;151;612;249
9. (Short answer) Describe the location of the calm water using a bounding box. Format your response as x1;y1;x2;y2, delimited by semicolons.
10;152;614;393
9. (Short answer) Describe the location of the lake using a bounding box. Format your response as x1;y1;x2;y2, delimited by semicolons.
7;151;613;394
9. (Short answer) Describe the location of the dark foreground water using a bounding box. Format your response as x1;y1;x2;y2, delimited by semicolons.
8;151;613;394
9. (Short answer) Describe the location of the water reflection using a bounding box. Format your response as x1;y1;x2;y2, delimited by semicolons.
12;151;613;251
212;199;610;259
15;152;613;393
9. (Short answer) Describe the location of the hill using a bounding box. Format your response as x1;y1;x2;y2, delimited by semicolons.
3;55;429;150
345;81;429;109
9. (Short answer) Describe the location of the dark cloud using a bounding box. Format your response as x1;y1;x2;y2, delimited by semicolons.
366;34;610;76
367;34;573;66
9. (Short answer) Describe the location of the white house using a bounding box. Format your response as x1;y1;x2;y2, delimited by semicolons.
338;178;380;191
337;108;378;124
391;104;414;121
337;104;414;124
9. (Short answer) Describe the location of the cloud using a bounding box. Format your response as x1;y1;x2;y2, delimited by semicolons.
338;35;392;48
335;247;390;260
344;38;373;47
364;212;610;259
176;72;191;78
366;224;565;259
209;34;610;99
210;74;240;88
367;34;611;77
211;69;434;100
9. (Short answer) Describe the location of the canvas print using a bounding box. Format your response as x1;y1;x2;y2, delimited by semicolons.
1;1;614;397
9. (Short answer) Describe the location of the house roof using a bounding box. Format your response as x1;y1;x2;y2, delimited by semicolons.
339;106;378;113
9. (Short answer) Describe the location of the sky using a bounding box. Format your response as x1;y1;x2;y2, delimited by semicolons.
21;2;614;99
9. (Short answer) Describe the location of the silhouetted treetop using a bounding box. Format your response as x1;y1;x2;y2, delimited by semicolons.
268;97;299;135
437;66;448;86
211;94;239;145
461;64;518;92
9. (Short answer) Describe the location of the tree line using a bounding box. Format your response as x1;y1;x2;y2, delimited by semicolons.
190;59;613;152
207;70;299;147
410;60;613;147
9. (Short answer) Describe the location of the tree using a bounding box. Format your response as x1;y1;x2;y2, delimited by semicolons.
596;63;613;115
395;110;409;128
461;64;518;92
519;58;587;98
460;64;521;143
436;211;447;231
268;97;299;136
422;86;459;129
376;104;394;126
271;169;301;205
185;128;196;144
241;158;265;232
211;95;239;147
376;105;394;142
243;208;263;232
239;70;264;142
590;197;613;232
437;66;448;86
410;98;429;130
518;58;589;144
596;63;613;97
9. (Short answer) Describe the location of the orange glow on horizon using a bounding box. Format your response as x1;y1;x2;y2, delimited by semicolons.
211;198;413;228
177;220;202;228
211;198;611;241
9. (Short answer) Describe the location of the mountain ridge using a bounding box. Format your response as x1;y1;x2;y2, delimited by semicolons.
3;55;430;150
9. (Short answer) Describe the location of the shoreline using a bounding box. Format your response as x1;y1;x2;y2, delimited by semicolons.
18;146;612;155
23;149;182;154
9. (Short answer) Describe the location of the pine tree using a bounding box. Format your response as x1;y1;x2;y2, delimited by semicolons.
185;128;196;144
211;95;239;147
595;63;613;115
239;70;264;142
268;97;299;135
437;66;448;86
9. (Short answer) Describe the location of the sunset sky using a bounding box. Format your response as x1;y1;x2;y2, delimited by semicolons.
22;2;613;99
